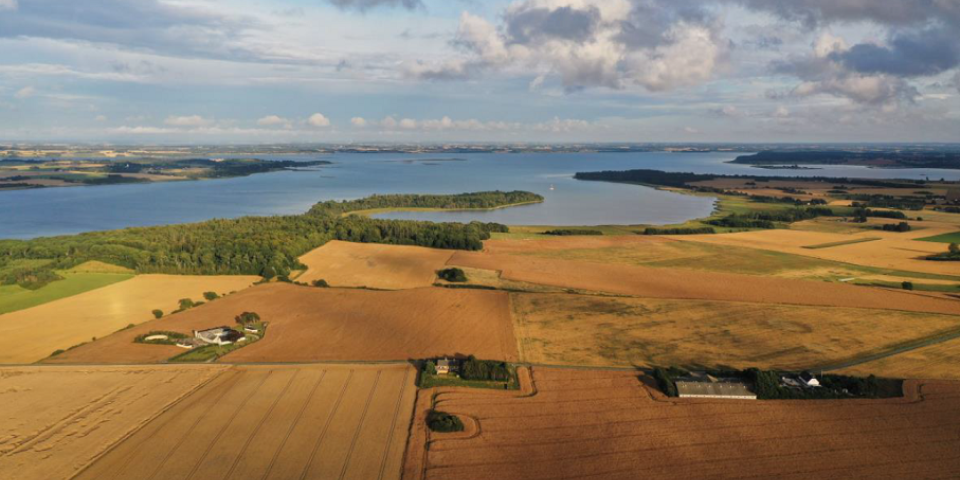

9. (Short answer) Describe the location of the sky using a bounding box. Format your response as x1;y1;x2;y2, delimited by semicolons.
1;0;959;144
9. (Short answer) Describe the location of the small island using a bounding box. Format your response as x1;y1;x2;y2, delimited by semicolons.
0;157;331;191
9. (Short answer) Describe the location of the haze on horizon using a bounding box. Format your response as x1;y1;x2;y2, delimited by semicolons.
1;0;959;145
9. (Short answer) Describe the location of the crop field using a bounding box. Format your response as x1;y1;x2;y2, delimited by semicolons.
0;274;259;364
405;368;960;480
0;273;134;315
298;240;455;289
50;283;518;364
838;337;960;381
0;365;228;480
510;293;960;373
75;364;416;480
448;252;960;316
917;231;960;244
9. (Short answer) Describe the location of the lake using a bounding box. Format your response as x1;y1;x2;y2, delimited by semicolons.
3;151;959;240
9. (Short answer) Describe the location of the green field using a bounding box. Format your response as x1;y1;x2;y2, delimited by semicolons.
917;231;960;244
0;273;134;315
802;237;882;250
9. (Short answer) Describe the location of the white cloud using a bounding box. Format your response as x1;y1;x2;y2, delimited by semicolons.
398;118;418;129
350;116;367;127
14;86;35;99
307;113;331;127
164;115;212;127
0;0;16;11
256;115;291;128
380;116;398;129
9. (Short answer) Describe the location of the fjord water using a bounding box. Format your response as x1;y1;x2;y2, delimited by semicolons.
3;151;958;240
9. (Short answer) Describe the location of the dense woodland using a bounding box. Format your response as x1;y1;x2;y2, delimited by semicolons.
0;191;533;284
574;168;940;189
732;150;960;170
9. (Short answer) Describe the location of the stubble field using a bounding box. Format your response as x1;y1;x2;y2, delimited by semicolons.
0;365;228;480
0;274;259;364
406;368;960;480
50;283;519;364
297;240;454;289
510;293;960;375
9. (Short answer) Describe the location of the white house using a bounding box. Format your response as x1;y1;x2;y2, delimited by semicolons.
799;371;821;387
194;326;245;346
436;358;457;375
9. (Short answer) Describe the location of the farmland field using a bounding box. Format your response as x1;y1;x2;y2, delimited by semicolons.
838;337;960;381
0;365;228;480
297;240;455;289
0;273;133;315
510;293;960;375
916;231;960;244
405;367;960;480
0;274;259;364
74;364;416;480
448;251;960;315
49;283;518;364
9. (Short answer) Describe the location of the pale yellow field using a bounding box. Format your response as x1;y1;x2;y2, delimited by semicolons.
0;274;258;364
678;219;960;276
511;293;960;374
75;364;417;480
0;365;228;480
297;240;455;289
838;337;960;381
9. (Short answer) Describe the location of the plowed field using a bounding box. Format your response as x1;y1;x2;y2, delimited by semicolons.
75;364;416;480
49;283;518;364
405;368;960;480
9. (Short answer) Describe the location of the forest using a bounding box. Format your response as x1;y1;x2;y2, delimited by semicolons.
0;191;533;285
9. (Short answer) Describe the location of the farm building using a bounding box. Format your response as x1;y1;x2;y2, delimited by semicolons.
194;326;245;346
782;371;821;389
436;358;458;375
675;373;756;400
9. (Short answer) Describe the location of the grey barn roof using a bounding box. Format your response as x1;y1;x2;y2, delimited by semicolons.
675;380;756;400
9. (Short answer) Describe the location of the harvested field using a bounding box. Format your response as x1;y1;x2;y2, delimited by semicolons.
511;293;960;372
75;364;416;480
0;365;228;480
0;275;259;364
49;283;518;364
838;337;960;381
405;367;960;480
298;240;455;289
448;252;960;315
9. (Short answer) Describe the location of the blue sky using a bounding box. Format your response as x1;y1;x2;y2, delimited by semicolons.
1;0;959;144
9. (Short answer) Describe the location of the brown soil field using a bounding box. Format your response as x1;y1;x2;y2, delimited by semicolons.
404;367;960;480
49;283;518;364
511;293;960;373
75;364;416;480
298;240;454;290
838;337;960;381
0;274;259;364
447;252;960;316
0;365;228;480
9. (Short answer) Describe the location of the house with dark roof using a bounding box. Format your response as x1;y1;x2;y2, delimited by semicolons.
194;326;245;346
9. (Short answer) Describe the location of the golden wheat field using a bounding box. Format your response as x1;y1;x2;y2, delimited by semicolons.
510;293;960;374
404;367;960;480
0;275;259;364
837;337;960;381
0;365;228;480
74;364;416;480
50;283;518;364
297;240;454;289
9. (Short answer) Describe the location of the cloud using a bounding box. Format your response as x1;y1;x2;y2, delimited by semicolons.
14;86;35;99
350;117;367;127
94;115;108;122
164;115;211;127
256;115;291;128
0;0;16;11
307;113;331;127
828;27;960;77
729;0;960;28
326;0;423;12
409;1;728;92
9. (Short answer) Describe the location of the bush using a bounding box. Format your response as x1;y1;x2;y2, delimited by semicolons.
459;356;512;382
437;267;468;283
881;222;911;232
643;227;715;235
542;229;603;236
178;298;195;310
902;281;914;291
235;311;261;325
426;410;464;433
152;309;164;319
423;361;437;376
312;279;330;288
203;291;219;301
653;368;678;397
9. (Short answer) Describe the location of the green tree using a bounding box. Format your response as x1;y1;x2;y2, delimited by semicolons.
423;361;437;376
950;243;959;255
178;298;195;310
203;291;219;301
902;281;914;291
312;279;330;288
234;311;261;325
152;309;164;319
